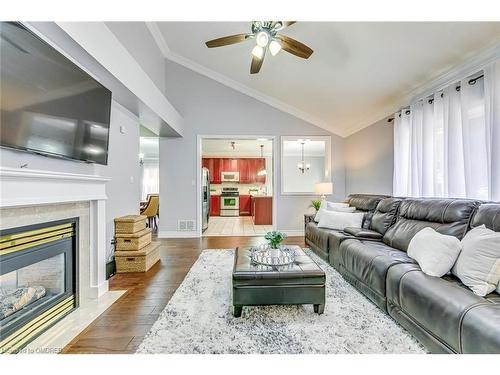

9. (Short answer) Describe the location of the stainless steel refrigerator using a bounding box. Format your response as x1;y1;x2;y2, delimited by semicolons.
202;167;210;232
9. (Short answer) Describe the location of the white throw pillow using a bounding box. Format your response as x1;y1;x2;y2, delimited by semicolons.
326;202;350;210
452;225;500;296
317;210;364;231
407;227;462;277
314;201;352;222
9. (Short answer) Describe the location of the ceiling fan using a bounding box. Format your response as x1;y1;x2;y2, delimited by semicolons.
205;21;313;74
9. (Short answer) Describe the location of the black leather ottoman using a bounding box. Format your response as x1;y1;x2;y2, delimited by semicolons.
232;246;326;317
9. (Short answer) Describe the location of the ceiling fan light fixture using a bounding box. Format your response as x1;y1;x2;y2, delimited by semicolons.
251;45;264;59
269;40;282;56
256;31;270;47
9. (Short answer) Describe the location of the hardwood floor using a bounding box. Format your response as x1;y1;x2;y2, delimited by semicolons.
61;235;306;354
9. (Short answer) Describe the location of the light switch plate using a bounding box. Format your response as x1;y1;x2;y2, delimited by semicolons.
120;125;126;134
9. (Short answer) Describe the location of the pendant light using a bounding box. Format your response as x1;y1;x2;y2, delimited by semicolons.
297;141;310;173
257;144;267;176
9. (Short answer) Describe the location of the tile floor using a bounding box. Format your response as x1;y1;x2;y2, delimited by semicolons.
203;216;273;236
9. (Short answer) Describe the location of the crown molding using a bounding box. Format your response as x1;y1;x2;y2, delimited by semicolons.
145;22;345;138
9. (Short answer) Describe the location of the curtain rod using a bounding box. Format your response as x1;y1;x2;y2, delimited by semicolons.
387;74;484;123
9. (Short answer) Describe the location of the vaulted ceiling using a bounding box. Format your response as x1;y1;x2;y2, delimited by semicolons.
154;22;500;137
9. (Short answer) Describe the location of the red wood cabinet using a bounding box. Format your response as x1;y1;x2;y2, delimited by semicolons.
203;158;222;184
239;195;251;216
210;195;220;216
202;158;265;184
221;158;238;172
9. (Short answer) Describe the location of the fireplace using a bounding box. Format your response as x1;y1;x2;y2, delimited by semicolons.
0;218;78;353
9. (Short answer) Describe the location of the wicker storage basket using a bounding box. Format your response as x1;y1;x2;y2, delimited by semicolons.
115;228;152;251
114;215;147;234
115;243;160;273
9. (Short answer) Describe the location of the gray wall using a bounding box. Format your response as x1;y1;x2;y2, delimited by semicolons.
159;60;346;235
345;117;393;195
0;102;141;259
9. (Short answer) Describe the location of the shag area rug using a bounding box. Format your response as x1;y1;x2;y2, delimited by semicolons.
137;249;426;354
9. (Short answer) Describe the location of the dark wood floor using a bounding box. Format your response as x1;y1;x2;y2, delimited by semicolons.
61;235;306;354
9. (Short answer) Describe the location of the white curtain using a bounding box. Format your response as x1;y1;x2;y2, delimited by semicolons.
393;59;500;200
141;161;159;200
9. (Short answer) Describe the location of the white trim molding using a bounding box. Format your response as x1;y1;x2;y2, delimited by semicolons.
158;231;200;239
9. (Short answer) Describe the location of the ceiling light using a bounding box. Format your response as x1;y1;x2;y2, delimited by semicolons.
256;31;270;47
251;45;264;59
269;40;282;56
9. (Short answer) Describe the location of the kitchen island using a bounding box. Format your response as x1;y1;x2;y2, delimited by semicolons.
251;196;272;225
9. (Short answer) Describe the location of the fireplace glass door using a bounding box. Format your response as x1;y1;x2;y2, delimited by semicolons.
0;219;77;353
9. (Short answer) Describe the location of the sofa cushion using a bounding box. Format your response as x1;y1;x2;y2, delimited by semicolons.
338;239;415;303
386;264;486;353
305;222;336;254
370;198;402;235
461;302;500;353
344;194;389;229
343;227;383;240
471;203;500;231
383;198;479;252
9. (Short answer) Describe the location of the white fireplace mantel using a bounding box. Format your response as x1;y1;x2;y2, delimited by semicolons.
0;166;110;208
0;166;111;299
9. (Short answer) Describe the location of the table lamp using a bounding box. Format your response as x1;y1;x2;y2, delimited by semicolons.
315;182;333;200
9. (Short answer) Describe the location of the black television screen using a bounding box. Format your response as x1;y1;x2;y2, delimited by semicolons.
0;22;112;165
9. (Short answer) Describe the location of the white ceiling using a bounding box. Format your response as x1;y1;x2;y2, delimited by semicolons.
154;22;500;137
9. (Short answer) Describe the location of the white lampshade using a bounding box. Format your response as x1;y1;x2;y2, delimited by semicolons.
315;182;333;195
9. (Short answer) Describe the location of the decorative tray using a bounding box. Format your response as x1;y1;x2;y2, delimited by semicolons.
250;244;296;266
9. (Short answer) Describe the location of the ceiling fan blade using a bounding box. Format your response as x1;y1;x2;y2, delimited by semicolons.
250;51;265;74
272;21;296;31
205;34;251;48
277;35;313;59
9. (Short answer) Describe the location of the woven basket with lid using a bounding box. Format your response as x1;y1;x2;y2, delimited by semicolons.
115;228;152;251
114;215;147;234
115;243;160;273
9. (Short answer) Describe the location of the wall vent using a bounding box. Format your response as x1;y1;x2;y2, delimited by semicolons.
178;220;196;231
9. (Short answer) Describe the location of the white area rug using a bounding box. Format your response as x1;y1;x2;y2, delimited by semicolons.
137;249;426;354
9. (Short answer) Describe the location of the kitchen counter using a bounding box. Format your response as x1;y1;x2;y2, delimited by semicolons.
251;196;272;225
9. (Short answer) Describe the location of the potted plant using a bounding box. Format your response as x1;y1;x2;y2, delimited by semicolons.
265;231;287;257
310;199;322;213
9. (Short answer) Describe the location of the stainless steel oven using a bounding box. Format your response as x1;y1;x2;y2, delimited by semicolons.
220;187;239;216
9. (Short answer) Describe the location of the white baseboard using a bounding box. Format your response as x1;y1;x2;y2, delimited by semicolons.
158;231;200;238
278;229;305;236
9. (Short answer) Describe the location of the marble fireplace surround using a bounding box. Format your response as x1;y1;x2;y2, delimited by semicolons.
0;166;124;352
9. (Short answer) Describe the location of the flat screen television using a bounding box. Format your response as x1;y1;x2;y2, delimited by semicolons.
0;22;112;165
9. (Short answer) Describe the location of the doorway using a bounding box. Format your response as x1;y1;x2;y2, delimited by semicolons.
199;136;276;237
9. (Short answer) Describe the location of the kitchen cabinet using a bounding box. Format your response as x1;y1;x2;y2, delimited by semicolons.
252;196;272;225
221;158;238;172
210;195;220;216
203;158;222;184
202;158;265;184
239;195;251;216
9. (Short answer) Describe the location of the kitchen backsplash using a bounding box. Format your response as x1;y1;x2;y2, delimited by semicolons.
210;183;269;196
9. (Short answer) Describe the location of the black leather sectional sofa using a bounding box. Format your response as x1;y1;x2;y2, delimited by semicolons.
305;194;500;354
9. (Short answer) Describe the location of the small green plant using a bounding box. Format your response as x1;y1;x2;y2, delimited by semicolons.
310;199;322;212
265;231;287;249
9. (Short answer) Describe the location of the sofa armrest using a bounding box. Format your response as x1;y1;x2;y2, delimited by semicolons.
344;227;383;240
304;213;316;233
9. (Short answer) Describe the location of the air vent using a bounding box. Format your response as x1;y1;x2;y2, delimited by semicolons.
178;220;196;231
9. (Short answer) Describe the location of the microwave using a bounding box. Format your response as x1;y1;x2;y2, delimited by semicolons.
221;171;240;182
